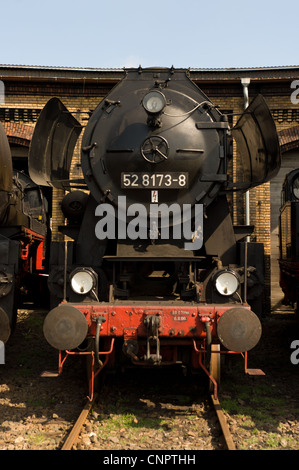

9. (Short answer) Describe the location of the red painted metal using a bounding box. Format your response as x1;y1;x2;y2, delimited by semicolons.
47;302;253;400
68;303;251;340
19;227;46;273
35;241;45;270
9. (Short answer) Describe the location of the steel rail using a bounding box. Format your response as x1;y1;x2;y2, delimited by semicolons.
61;394;97;450
61;387;234;450
210;394;236;450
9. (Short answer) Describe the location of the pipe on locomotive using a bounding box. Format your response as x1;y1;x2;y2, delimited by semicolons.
241;78;251;304
95;315;106;367
241;78;251;241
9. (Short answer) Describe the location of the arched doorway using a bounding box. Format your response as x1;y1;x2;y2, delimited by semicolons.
270;126;299;308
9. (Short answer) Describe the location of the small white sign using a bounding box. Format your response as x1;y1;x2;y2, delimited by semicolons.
151;190;158;203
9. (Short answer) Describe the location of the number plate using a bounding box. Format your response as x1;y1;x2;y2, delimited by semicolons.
121;172;188;189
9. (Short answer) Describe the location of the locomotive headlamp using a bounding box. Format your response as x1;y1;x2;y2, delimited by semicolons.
70;267;97;295
214;269;240;297
292;176;299;199
142;91;166;114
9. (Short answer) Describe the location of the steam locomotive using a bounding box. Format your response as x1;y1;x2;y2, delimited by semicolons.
28;68;280;399
279;168;299;315
0;122;48;344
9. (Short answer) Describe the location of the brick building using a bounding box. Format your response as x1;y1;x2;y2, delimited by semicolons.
1;64;299;311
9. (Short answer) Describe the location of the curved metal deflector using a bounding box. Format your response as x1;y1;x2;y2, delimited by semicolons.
231;94;281;190
29;98;82;189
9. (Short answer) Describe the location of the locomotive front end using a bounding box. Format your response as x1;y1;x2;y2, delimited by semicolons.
30;68;280;400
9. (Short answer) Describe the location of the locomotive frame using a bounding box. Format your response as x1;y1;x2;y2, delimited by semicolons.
29;68;280;400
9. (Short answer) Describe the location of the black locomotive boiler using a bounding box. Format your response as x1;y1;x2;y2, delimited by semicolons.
0;122;48;344
28;68;280;399
279;168;299;315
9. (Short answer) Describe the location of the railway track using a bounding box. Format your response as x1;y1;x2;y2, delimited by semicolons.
61;394;98;451
2;305;298;451
60;389;235;451
210;395;235;450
